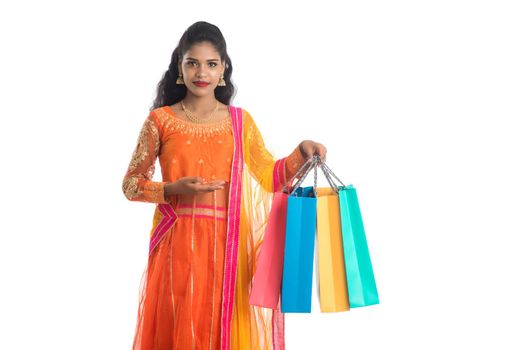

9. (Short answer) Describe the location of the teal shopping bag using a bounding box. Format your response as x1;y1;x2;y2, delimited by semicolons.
339;185;379;307
281;186;317;313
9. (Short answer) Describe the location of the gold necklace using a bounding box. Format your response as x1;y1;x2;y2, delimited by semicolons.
181;100;220;124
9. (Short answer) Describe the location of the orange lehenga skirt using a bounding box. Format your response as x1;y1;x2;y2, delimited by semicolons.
133;193;229;350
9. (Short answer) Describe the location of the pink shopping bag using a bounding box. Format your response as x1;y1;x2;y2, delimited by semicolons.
249;191;289;309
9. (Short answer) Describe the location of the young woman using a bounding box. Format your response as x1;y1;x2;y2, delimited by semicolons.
122;21;327;350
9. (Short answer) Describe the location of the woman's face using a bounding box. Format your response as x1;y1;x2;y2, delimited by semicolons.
180;41;226;98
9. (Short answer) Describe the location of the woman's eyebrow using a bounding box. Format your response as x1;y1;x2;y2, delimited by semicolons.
186;57;220;62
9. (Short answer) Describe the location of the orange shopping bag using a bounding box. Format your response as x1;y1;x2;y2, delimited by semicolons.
316;186;350;312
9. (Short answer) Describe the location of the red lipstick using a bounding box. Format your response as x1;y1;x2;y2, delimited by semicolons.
194;81;210;87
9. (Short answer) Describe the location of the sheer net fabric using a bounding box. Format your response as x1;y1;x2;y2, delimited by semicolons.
123;106;306;349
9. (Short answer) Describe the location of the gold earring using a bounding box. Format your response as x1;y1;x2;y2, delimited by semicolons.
218;75;226;86
176;72;184;85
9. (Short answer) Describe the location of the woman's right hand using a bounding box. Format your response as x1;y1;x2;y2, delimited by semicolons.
165;176;226;196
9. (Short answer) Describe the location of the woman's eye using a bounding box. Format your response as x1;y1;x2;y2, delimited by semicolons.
209;62;217;67
187;61;197;66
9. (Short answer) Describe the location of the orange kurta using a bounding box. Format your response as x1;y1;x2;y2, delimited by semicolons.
122;105;306;350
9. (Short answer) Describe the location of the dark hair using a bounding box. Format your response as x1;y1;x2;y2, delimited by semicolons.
150;21;235;110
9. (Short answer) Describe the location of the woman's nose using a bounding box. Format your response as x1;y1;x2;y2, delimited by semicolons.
196;65;208;77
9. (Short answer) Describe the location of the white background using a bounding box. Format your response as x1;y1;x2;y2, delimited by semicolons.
1;1;523;349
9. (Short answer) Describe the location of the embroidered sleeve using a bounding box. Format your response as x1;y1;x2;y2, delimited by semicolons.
271;146;308;192
241;110;276;193
122;112;169;203
243;110;307;193
247;117;275;188
284;145;307;182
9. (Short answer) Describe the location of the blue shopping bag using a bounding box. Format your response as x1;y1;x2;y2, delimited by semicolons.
280;157;320;313
281;185;317;313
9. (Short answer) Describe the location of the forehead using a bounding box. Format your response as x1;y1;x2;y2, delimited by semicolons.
183;42;221;60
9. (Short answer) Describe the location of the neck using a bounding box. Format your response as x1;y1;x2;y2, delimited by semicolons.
182;94;219;113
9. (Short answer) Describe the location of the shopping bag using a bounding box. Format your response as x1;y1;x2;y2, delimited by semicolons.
249;191;289;309
320;161;379;308
316;186;350;312
281;186;317;313
281;157;319;313
250;158;316;310
339;184;379;307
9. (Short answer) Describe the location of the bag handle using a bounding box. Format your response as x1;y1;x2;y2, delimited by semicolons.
286;155;348;196
282;156;314;193
320;161;346;188
288;156;321;196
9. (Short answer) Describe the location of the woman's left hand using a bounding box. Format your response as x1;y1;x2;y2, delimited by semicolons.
299;140;327;161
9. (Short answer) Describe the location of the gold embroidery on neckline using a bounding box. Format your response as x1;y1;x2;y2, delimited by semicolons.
156;106;232;138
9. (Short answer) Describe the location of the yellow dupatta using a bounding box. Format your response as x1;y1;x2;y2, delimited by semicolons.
230;109;287;350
